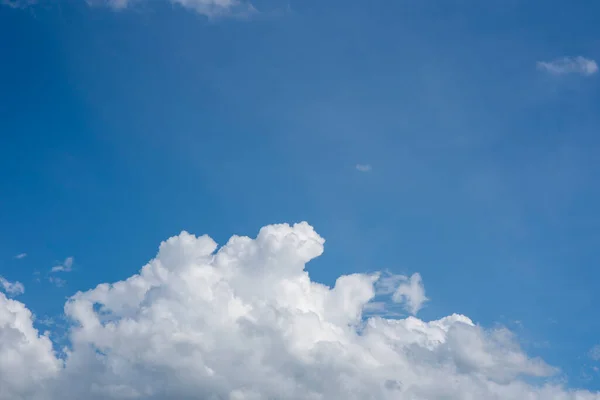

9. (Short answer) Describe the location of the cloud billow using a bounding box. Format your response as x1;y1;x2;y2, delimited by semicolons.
0;222;599;399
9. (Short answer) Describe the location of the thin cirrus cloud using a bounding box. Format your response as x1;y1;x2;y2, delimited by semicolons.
537;56;598;76
589;345;600;361
13;253;27;259
1;0;36;8
74;0;254;17
0;222;596;399
48;276;66;288
356;163;372;172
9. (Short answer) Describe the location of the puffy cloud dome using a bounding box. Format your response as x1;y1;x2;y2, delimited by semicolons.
1;222;598;400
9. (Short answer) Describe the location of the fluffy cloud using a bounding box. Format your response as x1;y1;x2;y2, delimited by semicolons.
0;292;61;399
0;222;599;399
537;56;598;76
0;276;25;296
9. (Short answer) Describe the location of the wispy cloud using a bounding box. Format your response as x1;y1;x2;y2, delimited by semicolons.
589;345;600;361
13;253;27;260
48;276;67;287
392;272;428;315
36;316;56;327
168;0;256;17
51;256;74;273
1;0;37;8
537;56;598;76
370;271;428;316
356;164;372;172
86;0;129;9
374;271;406;296
0;276;25;296
37;0;256;18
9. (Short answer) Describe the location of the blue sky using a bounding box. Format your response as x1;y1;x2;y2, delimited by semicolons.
2;0;600;395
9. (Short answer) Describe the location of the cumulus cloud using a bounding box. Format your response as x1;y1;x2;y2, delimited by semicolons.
14;253;27;260
537;56;598;76
0;276;25;296
0;222;599;399
356;164;372;172
391;272;428;315
51;257;74;273
0;292;61;400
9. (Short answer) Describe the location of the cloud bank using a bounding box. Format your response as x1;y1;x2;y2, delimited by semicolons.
0;222;599;399
537;56;598;76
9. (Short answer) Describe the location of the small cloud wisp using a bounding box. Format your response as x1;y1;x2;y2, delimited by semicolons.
537;56;598;76
0;276;25;296
51;257;74;273
356;163;373;172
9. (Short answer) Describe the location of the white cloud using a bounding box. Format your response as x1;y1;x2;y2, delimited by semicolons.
51;257;74;273
356;163;372;172
537;56;598;76
14;253;27;260
0;291;61;399
391;272;428;315
0;276;25;296
0;222;599;399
